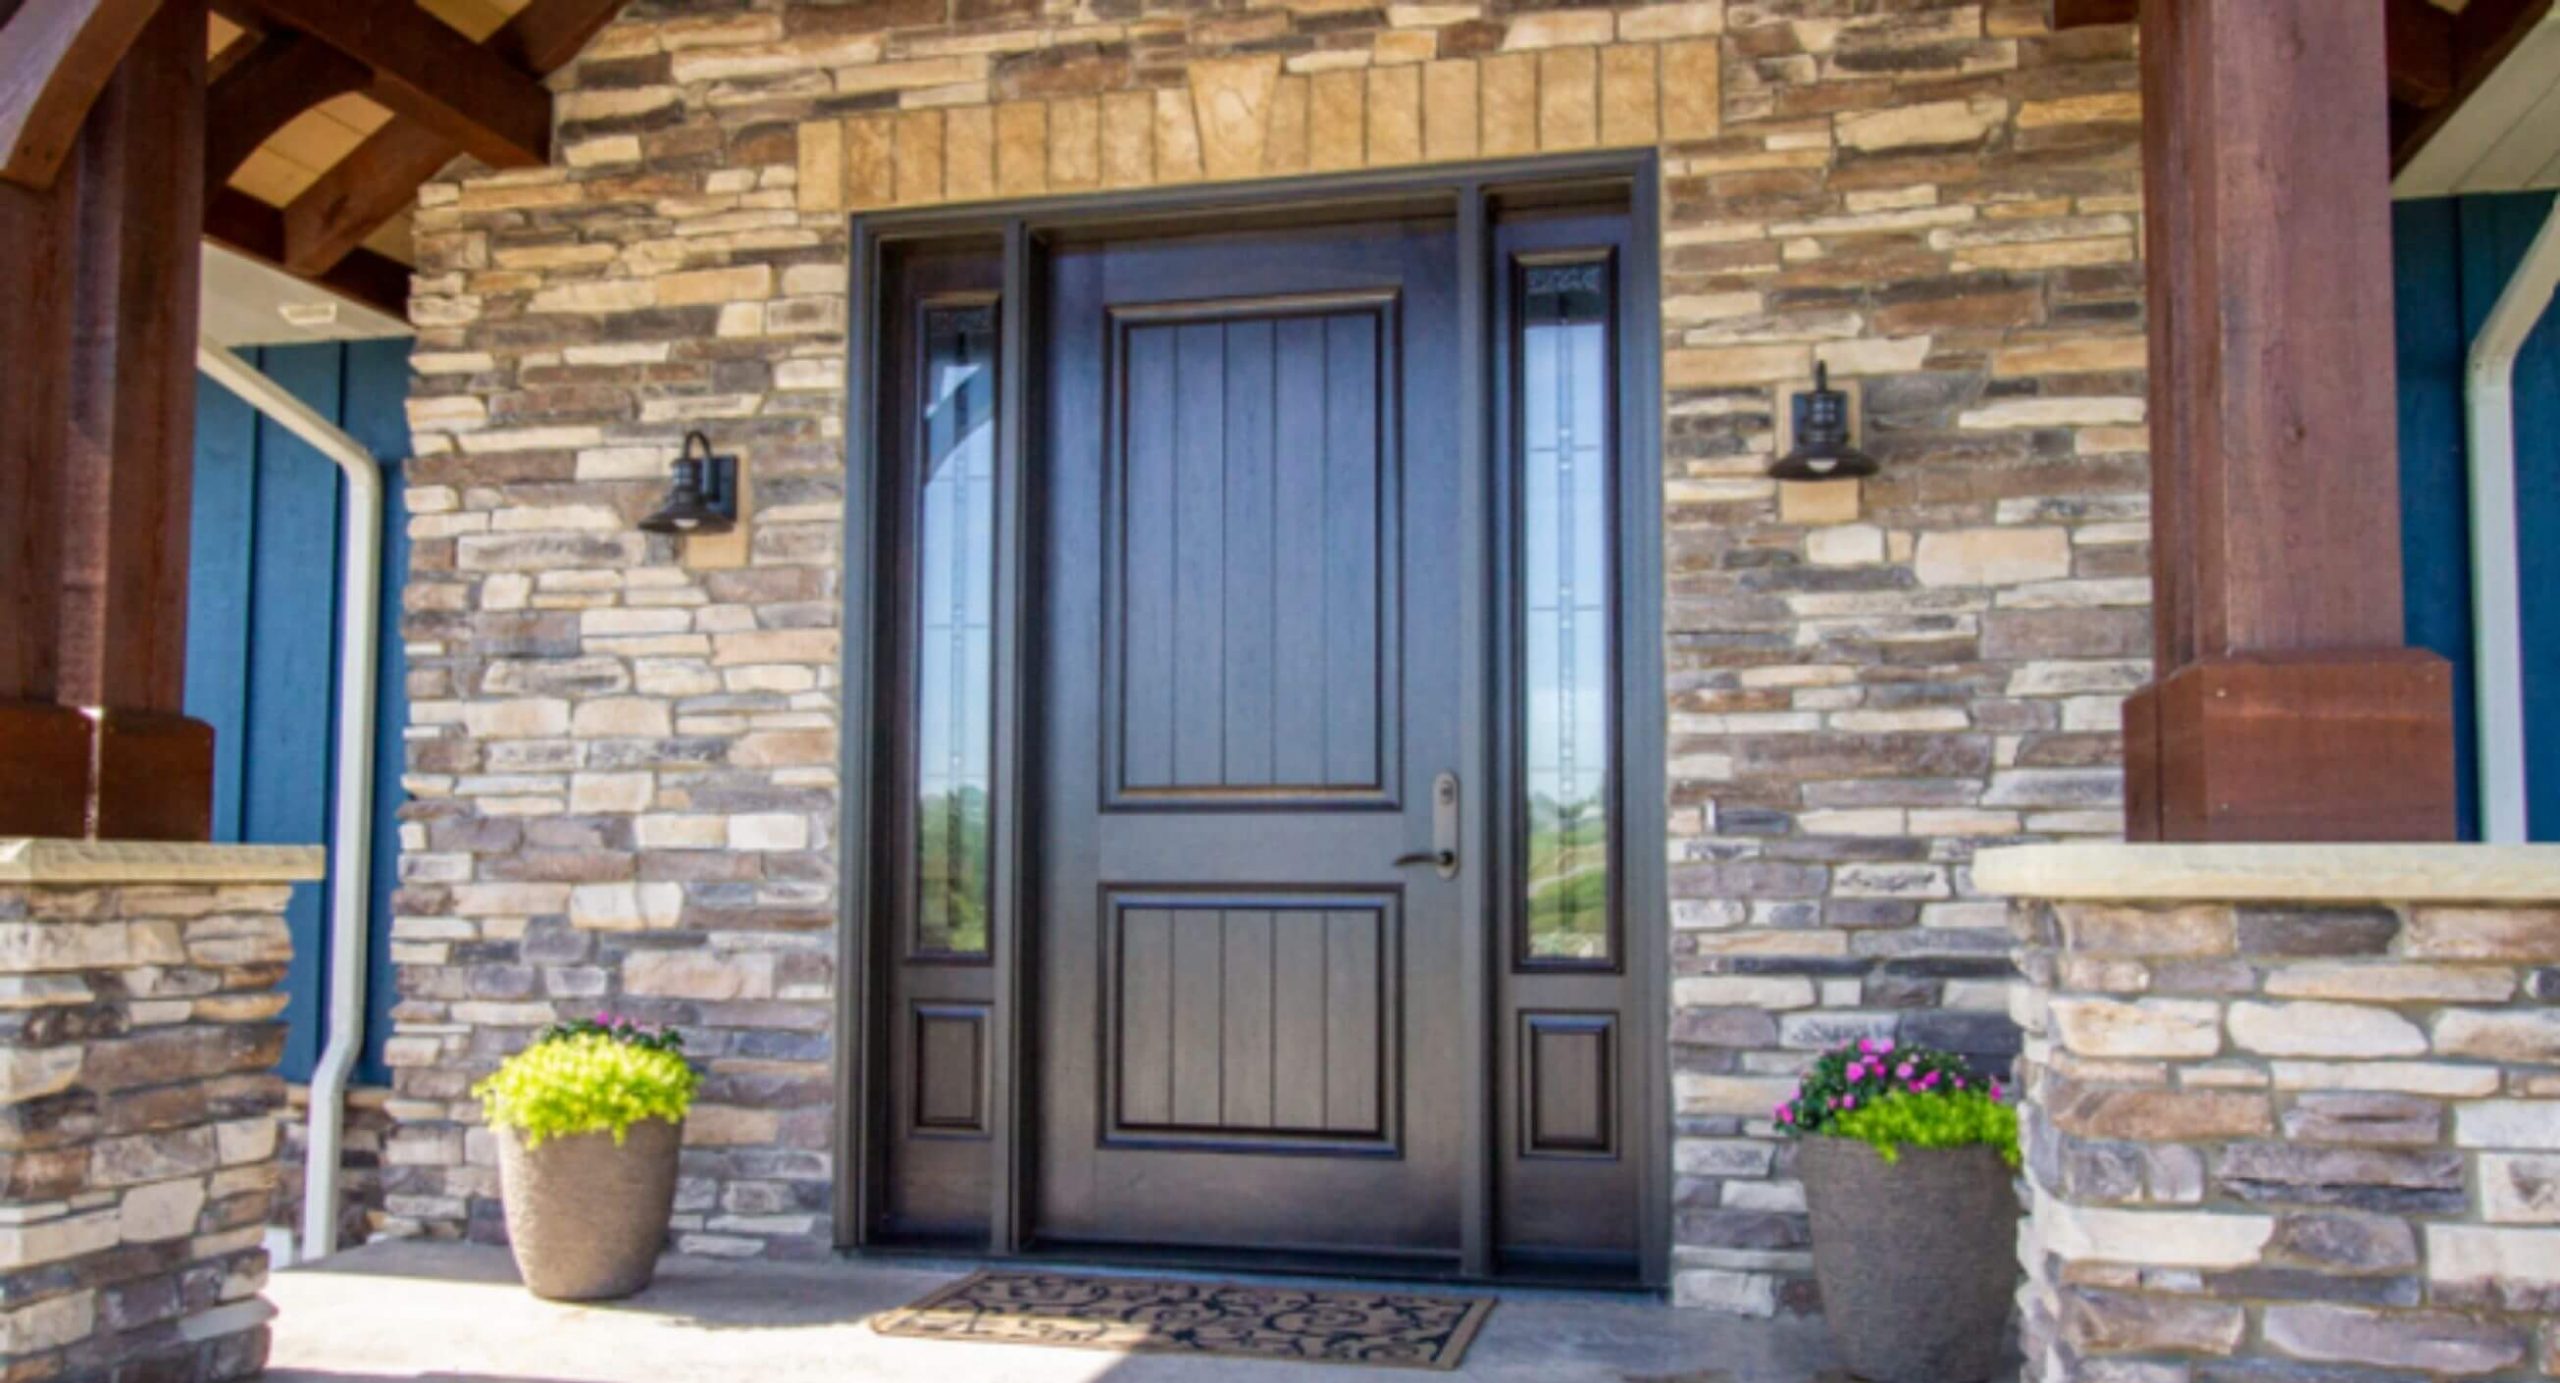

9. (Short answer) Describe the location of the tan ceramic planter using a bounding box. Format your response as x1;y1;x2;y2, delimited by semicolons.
495;1118;682;1301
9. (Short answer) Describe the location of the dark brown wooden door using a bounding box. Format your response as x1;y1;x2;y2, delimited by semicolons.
1034;219;1470;1263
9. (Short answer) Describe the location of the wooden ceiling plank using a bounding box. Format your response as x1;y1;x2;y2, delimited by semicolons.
204;31;369;187
275;0;634;276
2386;0;2458;111
2397;0;2557;169
230;0;551;169
0;0;169;189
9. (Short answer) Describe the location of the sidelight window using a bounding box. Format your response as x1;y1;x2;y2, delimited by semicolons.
912;302;998;957
1518;258;1615;966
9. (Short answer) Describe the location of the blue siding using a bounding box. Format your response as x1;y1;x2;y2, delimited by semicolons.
2395;191;2560;841
186;342;413;1083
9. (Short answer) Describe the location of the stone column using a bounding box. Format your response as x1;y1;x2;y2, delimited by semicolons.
0;839;320;1380
1982;845;2560;1382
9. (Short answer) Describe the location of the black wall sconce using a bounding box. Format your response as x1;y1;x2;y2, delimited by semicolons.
639;431;740;535
1770;363;1878;481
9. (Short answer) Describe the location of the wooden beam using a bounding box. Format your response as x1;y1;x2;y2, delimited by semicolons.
2385;0;2458;111
2127;0;2456;842
206;186;410;319
277;0;630;275
2394;0;2555;168
0;0;164;189
204;31;369;186
231;0;552;170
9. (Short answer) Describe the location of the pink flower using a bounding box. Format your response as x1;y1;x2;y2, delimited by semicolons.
1991;1081;2006;1101
1776;1106;1795;1124
1876;1039;1896;1056
1858;1038;1878;1056
1896;1062;1914;1080
1841;1095;1858;1111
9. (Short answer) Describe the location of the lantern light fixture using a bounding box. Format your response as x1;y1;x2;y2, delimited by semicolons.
639;431;740;535
1769;363;1879;481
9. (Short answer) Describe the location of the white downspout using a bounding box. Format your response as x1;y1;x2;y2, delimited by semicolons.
198;340;383;1263
2465;201;2560;843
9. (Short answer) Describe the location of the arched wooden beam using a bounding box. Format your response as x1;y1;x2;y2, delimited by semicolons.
0;0;167;189
204;32;370;189
231;0;552;170
276;0;631;276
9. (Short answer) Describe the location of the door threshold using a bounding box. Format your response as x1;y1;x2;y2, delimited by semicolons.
845;1237;1653;1296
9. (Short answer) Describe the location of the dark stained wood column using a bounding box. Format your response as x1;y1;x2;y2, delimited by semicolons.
0;0;214;841
2127;0;2458;842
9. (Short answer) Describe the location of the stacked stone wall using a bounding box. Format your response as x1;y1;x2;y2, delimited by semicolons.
394;0;2150;1311
0;870;302;1381
2012;892;2560;1380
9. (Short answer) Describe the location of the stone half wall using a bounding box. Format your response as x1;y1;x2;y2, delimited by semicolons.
0;841;320;1382
393;0;2149;1310
1986;845;2560;1382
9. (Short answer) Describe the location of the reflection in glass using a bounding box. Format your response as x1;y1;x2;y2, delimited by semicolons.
1521;262;1612;964
913;304;997;956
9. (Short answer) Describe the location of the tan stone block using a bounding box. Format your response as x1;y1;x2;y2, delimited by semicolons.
1993;336;2150;378
118;1177;207;1242
1264;75;1310;173
2019;91;2142;129
0;1290;94;1355
1367;64;1422;166
996;101;1048;197
2433;1009;2560;1063
2229;1001;2427;1059
1600;44;1658;146
1309;69;1365;171
1154;87;1205;183
655;265;773;307
1661;39;1720;141
844;114;894;211
1619;2;1723;40
2403;908;2560;962
1048;98;1100;190
2050;997;2224;1060
1191;56;1281;181
1538;47;1597;149
894;110;945;205
1667;343;1810;388
1102;90;1154;186
1779;479;1860;526
2267;964;2518;1004
1913;527;2072;587
796;119;844;214
1372;28;1437;65
2057;903;2237;957
1840;96;2007;152
944;105;995;202
1423;60;1479;162
1480;52;1536;156
1505;10;1616;49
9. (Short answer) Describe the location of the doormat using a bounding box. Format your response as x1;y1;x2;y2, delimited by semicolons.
870;1269;1497;1371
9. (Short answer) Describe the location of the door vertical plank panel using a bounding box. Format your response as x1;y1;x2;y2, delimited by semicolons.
988;218;1039;1251
1323;908;1379;1133
1221;907;1276;1127
1271;908;1328;1130
1323;317;1379;788
1118;907;1174;1127
1222;321;1277;786
1171;323;1228;787
1271;318;1329;786
1169;908;1226;1126
1121;324;1177;791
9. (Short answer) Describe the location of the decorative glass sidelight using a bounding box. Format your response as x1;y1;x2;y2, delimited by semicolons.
913;303;999;957
1519;259;1614;965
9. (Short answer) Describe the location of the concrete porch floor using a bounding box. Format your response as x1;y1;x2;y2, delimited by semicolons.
264;1241;1854;1383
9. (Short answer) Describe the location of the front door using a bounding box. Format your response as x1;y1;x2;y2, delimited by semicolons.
1033;219;1471;1263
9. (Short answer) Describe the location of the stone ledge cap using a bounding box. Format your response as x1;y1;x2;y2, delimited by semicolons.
0;838;326;885
1975;843;2560;903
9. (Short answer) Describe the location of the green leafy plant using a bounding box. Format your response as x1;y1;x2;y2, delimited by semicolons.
1832;1090;2020;1168
1775;1037;2017;1165
476;1014;698;1148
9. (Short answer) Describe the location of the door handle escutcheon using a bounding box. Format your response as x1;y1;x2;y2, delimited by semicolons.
1394;772;1461;880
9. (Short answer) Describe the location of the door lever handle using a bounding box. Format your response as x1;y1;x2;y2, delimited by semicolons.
1394;772;1461;880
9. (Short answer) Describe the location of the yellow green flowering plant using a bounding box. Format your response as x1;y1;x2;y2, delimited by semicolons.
1775;1037;2020;1168
475;1013;699;1148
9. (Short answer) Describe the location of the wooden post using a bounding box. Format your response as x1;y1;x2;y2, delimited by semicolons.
2127;0;2458;842
0;0;213;841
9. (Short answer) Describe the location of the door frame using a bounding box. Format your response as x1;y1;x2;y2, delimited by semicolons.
833;150;1670;1286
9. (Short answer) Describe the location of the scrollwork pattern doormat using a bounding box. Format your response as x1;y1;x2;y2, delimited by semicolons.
869;1269;1497;1370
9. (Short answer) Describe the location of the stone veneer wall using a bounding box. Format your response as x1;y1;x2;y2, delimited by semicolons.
0;843;318;1382
1993;848;2560;1382
393;0;2149;1311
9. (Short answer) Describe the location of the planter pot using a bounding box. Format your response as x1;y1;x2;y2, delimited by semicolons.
495;1118;682;1301
1797;1136;2016;1383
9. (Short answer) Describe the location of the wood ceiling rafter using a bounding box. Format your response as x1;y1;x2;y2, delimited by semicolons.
2049;0;2558;173
202;30;370;188
220;0;552;170
0;0;171;189
278;0;626;279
